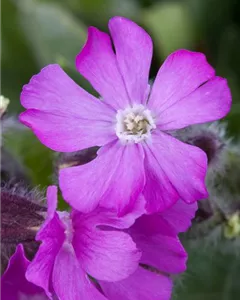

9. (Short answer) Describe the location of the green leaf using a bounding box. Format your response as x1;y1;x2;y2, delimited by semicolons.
1;0;38;113
55;0;141;28
17;0;86;67
173;241;240;300
17;0;95;95
186;0;234;63
142;2;195;58
3;120;70;210
4;127;53;189
216;26;240;137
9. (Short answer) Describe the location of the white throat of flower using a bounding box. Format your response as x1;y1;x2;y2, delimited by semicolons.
58;211;73;243
116;104;156;143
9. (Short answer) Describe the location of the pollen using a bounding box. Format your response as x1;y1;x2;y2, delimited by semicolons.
116;104;156;143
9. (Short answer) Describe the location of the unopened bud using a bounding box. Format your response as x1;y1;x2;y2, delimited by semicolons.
0;95;10;118
194;199;213;222
175;122;228;167
56;146;99;171
1;148;29;187
189;133;223;165
224;212;240;239
1;184;46;274
208;145;240;216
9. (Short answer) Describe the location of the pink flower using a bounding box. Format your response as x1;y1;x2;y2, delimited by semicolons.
100;199;198;300
25;186;141;299
25;186;197;300
19;16;231;214
1;244;48;300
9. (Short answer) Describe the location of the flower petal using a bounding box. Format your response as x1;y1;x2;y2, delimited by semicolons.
100;266;172;300
128;213;176;237
26;240;62;298
1;244;47;299
142;149;179;213
20;64;115;152
20;109;115;152
160;200;197;233
109;16;153;104
143;131;208;213
26;187;65;297
76;27;129;110
129;214;187;274
52;244;107;300
72;195;145;231
21;64;114;120
36;186;65;241
72;216;141;281
158;77;231;130
148;50;215;115
59;141;145;215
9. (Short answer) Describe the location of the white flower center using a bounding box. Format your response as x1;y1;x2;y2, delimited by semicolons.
116;104;156;143
58;211;73;243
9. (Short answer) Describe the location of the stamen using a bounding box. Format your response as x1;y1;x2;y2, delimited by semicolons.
115;104;156;143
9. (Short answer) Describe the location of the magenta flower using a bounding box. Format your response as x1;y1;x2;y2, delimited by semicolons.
100;199;197;300
25;186;141;299
19;17;231;214
1;244;48;300
26;186;197;300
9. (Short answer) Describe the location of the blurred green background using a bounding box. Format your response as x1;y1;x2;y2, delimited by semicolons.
2;0;240;299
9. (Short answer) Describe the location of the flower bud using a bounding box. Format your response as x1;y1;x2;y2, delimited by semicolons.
1;148;29;187
224;212;240;239
56;146;99;171
174;122;228;167
1;184;46;274
0;95;10;119
208;145;240;216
